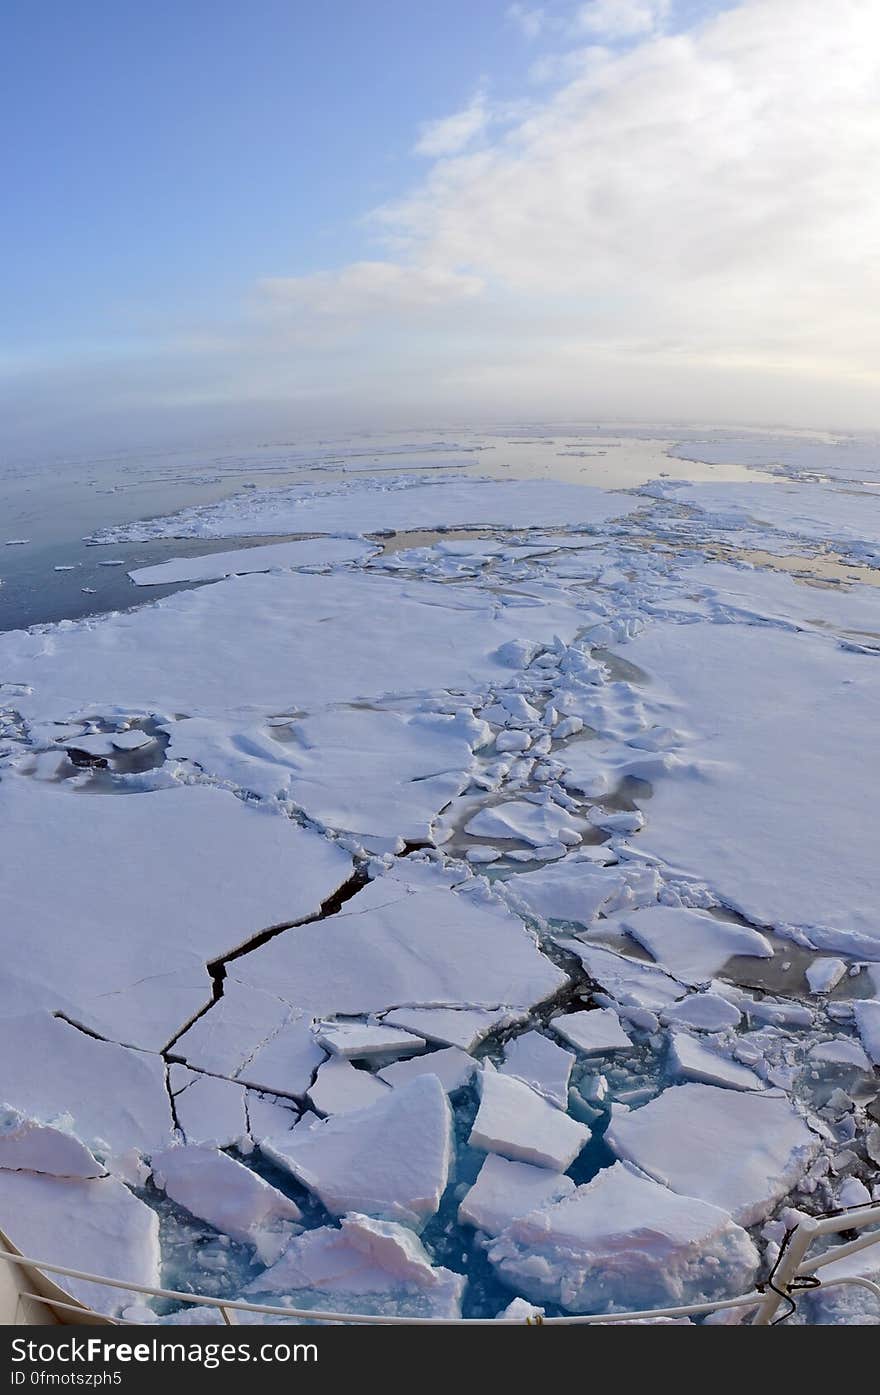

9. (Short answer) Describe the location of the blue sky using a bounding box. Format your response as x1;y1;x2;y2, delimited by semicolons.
2;1;879;444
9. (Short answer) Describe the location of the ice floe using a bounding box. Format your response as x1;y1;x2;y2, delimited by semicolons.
548;1008;633;1055
606;1084;819;1225
262;1075;452;1228
469;1068;589;1171
246;1213;465;1318
151;1144;302;1263
487;1161;759;1314
459;1153;575;1237
128;536;372;585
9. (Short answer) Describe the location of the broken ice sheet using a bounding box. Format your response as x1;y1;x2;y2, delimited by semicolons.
263;1075;452;1229
245;1213;465;1319
151;1145;302;1264
0;1170;160;1316
617;905;773;986
128;536;372;586
0;779;353;1048
469;1068;589;1172
486;1161;758;1315
606;1083;819;1225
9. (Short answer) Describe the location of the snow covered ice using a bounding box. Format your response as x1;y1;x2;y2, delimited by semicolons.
2;437;879;1324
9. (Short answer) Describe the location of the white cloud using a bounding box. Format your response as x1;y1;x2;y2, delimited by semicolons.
11;0;880;441
572;0;670;39
414;94;489;157
507;4;546;40
258;262;483;320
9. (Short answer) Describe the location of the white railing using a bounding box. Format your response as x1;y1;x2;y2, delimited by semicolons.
2;1201;879;1327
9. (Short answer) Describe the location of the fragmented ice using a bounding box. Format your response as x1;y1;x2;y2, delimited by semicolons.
231;879;566;1022
617;906;773;986
128;536;372;585
487;1161;759;1314
378;1048;476;1094
549;1008;632;1055
307;1057;390;1115
469;1069;589;1171
262;1075;452;1228
0;1013;173;1157
151;1145;302;1263
499;1030;575;1109
0;1107;104;1179
0;1171;160;1316
458;1153;575;1237
0;779;353;1048
606;1084;819;1225
667;1032;764;1091
168;1067;249;1147
245;1213;465;1318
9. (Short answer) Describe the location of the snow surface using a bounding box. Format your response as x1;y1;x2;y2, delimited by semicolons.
151;1145;302;1263
128;536;372;585
549;1008;632;1055
459;1153;575;1237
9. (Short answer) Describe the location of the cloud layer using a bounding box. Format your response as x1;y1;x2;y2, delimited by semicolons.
6;0;880;443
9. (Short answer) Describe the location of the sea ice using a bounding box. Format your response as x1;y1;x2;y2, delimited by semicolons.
487;1161;758;1314
0;1171;160;1316
548;1008;632;1055
380;1006;527;1051
262;1075;452;1228
621;623;879;955
468;1069;589;1171
128;537;371;586
0;1107;104;1179
0;779;353;1048
660;993;742;1033
617;905;773;986
246;1213;465;1318
499;1031;575;1109
465;799;585;848
606;1084;819;1224
378;1048;476;1094
668;1032;764;1091
502;857;659;929
151;1145;302;1263
852;1000;880;1065
314;1021;425;1059
168;1067;249;1147
307;1057;390;1115
0;1013;173;1156
805;959;848;995
458;1153;575;1237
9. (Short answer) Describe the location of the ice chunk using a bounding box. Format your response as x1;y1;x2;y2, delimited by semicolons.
307;1057;390;1116
0;1106;104;1179
381;1005;526;1051
549;1008;632;1055
233;879;566;1023
807;1038;872;1071
0;779;353;1048
618;905;772;986
0;1171;160;1316
558;940;686;1012
151;1145;302;1264
245;1213;465;1318
128;537;371;586
168;1067;249;1147
500;1031;574;1109
314;1021;425;1059
175;985;325;1100
469;1069;589;1172
668;1032;764;1091
465;800;584;848
853;1000;880;1065
606;1084;819;1225
503;857;659;929
660;992;742;1033
245;1092;299;1145
806;958;848;995
496;1297;546;1321
487;1161;758;1314
263;1075;452;1228
378;1048;476;1094
459;1153;575;1237
0;1013;173;1156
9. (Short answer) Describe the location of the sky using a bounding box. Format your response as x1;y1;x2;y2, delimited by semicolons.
2;0;880;451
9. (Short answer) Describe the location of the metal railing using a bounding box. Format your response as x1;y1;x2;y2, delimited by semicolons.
2;1201;879;1327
